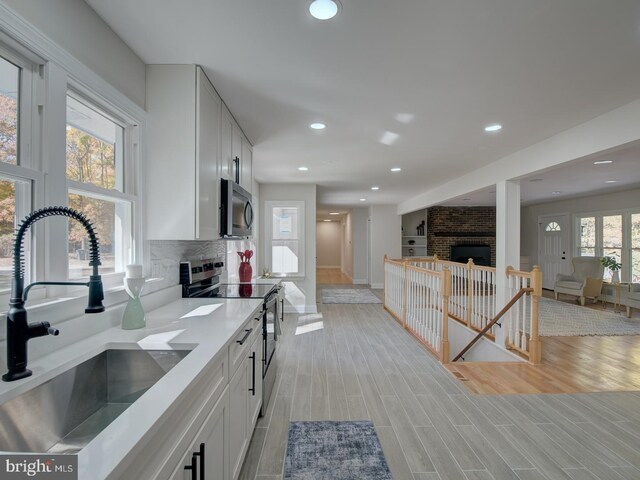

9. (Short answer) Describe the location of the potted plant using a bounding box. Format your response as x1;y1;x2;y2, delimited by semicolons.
601;256;622;283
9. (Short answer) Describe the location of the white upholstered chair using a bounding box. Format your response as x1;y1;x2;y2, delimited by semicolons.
627;284;640;318
554;257;604;306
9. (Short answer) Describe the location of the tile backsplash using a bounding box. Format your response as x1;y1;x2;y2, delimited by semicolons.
147;239;256;293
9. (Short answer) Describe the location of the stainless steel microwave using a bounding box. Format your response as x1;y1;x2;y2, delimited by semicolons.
220;179;253;237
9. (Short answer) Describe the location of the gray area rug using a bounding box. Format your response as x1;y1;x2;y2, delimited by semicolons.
537;297;640;337
322;288;382;304
284;421;392;480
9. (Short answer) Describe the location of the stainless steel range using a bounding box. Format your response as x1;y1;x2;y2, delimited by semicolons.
179;258;280;416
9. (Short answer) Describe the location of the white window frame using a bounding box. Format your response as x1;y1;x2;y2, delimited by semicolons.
64;87;139;288
265;200;305;278
0;43;44;302
0;12;146;311
574;208;640;283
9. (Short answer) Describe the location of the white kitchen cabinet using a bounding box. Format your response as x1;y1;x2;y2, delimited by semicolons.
248;331;263;428
229;356;249;480
171;387;230;480
229;315;262;480
226;121;252;195
241;139;253;195
146;65;221;240
220;105;234;181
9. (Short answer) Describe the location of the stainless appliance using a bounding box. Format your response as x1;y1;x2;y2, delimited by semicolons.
220;179;253;238
179;258;280;416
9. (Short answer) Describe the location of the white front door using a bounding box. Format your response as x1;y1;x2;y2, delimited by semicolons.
538;214;571;289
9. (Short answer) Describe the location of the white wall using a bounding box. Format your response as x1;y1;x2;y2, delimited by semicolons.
4;0;146;108
521;187;640;266
259;184;317;313
316;221;341;267
369;205;402;288
351;208;369;284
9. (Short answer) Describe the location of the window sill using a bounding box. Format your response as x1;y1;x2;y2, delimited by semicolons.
0;277;164;317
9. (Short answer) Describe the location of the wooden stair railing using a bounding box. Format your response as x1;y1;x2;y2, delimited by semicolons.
452;287;532;362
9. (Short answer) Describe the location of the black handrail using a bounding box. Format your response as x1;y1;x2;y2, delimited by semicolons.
452;287;531;362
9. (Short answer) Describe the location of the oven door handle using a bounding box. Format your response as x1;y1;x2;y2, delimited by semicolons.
236;328;253;345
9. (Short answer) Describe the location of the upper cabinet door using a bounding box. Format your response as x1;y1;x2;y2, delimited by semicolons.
221;105;234;181
195;67;221;240
231;123;243;183
241;138;253;195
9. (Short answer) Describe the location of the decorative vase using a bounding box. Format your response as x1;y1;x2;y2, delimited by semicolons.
239;262;252;283
612;270;620;284
122;276;146;330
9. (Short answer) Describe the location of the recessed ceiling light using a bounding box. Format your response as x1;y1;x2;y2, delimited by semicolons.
390;167;402;172
359;198;366;202
309;0;340;20
329;212;340;215
309;122;326;130
484;124;502;132
605;180;618;183
323;219;332;222
594;160;613;165
552;191;561;195
298;166;309;171
380;131;399;146
371;186;380;191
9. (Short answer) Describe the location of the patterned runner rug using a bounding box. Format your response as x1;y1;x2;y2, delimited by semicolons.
538;297;640;336
322;288;382;304
284;421;392;479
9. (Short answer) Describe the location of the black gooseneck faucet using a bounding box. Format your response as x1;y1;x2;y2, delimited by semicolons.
2;206;105;382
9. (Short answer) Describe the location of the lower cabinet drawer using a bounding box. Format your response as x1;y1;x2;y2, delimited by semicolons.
228;320;253;377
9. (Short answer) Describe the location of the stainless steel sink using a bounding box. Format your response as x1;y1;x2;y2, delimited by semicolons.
0;348;191;454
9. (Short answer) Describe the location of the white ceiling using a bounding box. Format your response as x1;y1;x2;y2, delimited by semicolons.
85;0;640;210
439;141;640;206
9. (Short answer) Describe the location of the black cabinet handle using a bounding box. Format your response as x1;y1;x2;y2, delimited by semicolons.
281;298;285;323
233;156;240;184
249;352;256;395
193;443;205;480
237;328;252;345
184;454;197;480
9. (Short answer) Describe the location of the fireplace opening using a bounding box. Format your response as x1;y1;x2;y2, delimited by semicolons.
450;244;491;266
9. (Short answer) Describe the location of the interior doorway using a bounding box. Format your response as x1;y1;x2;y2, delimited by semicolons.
538;213;571;289
316;219;351;285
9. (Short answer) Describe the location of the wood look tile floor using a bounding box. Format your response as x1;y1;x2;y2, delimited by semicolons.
239;293;640;480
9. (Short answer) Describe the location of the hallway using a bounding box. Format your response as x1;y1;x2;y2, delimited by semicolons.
316;267;352;285
239;300;640;480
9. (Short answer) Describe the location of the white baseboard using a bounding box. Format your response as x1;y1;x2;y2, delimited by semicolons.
352;279;368;285
370;283;384;289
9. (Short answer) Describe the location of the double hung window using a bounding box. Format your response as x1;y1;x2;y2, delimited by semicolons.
0;49;36;294
65;93;133;279
265;201;305;277
576;211;640;282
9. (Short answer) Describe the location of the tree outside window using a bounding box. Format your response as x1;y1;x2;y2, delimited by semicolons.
66;93;130;279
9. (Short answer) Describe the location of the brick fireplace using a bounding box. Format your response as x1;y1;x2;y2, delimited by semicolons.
427;206;496;266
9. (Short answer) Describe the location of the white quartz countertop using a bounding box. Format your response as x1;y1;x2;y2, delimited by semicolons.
0;296;264;480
